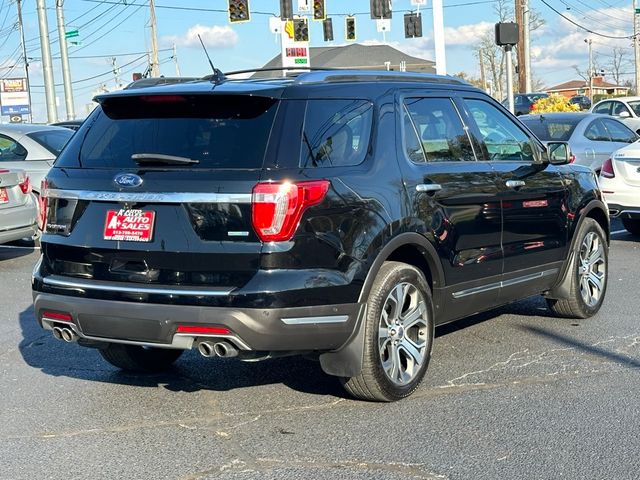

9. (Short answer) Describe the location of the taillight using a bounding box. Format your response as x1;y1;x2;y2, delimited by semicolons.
251;180;330;242
41;311;73;323
601;158;615;178
176;325;231;335
38;179;48;231
18;175;31;194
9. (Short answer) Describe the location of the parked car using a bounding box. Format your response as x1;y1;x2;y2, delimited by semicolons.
599;140;640;235
50;120;84;131
502;92;549;115
33;70;609;402
0;168;37;244
590;96;640;134
0;124;74;195
569;95;591;110
520;112;638;172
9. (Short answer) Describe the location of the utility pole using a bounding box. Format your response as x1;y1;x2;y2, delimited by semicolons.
515;0;525;92
585;38;593;101
55;0;75;120
111;57;120;88
16;0;32;123
149;0;160;77
522;0;532;92
505;46;514;113
172;43;181;77
432;0;447;75
479;48;487;92
634;0;640;95
36;0;57;123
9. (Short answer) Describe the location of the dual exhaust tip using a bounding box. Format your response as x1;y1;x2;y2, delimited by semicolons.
52;326;78;343
197;340;238;358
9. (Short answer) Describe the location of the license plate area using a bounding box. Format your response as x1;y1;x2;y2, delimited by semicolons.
104;209;155;242
0;188;8;204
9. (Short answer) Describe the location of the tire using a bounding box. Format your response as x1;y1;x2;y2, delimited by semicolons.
547;218;608;319
622;218;640;236
99;343;184;373
341;261;435;402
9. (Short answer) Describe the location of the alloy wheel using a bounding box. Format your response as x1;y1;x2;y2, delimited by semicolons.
578;231;606;308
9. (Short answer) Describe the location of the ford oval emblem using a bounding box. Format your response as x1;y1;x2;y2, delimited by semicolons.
114;173;143;188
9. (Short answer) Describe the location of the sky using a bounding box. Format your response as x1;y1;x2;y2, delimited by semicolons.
4;0;637;122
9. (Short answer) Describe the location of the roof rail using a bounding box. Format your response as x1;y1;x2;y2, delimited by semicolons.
293;70;468;86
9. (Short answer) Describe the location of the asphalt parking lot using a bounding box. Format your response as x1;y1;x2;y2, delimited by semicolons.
1;223;639;480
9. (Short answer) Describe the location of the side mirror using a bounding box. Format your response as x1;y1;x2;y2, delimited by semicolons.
546;141;570;165
619;110;631;119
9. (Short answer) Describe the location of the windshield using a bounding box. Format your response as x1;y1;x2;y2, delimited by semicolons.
27;129;73;155
520;117;580;142
58;95;278;169
628;101;640;117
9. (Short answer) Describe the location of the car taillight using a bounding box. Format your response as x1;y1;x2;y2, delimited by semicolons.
18;175;31;194
601;158;615;178
38;179;48;231
251;180;330;242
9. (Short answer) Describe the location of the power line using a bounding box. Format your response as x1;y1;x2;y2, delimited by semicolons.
538;0;634;39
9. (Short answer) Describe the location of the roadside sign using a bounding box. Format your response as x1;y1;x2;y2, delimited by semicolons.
0;78;30;116
65;29;79;38
9;115;22;123
281;20;310;69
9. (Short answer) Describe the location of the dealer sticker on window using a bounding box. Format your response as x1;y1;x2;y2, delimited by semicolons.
104;209;155;242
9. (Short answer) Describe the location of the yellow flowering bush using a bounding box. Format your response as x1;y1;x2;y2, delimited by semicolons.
531;94;580;113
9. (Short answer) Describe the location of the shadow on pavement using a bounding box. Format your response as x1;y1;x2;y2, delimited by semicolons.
18;305;347;398
522;324;640;369
0;244;37;262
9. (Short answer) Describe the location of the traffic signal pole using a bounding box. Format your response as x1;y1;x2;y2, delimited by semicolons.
432;0;446;74
36;0;57;123
55;0;75;120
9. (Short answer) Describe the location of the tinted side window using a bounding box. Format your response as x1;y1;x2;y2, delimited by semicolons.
602;119;638;143
584;120;610;141
0;134;27;162
593;102;611;115
300;99;373;168
463;98;535;162
403;97;474;162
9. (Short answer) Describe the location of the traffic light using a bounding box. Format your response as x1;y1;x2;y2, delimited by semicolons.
293;18;309;42
345;16;356;41
280;0;293;20
370;0;392;19
228;0;250;23
323;18;334;41
404;13;422;38
313;0;326;21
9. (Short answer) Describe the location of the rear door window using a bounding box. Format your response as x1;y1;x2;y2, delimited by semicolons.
592;102;611;115
57;95;278;169
300;99;373;168
584;120;611;141
602;119;638;143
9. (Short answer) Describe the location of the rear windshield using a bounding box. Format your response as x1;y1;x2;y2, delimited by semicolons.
27;129;73;155
57;95;278;169
520;116;580;141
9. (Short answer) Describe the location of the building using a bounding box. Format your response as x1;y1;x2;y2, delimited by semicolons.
259;43;435;77
545;76;630;99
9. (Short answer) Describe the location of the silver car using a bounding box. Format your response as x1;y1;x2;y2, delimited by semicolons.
519;112;638;172
0;124;74;195
0;168;38;244
590;96;640;134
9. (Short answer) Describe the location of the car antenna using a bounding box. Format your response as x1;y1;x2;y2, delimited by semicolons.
198;34;226;84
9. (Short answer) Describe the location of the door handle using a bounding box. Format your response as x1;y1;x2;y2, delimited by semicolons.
506;180;526;189
416;184;442;193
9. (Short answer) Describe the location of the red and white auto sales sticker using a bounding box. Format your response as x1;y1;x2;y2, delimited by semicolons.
104;209;155;242
0;188;8;204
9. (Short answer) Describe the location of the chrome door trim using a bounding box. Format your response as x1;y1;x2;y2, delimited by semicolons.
44;189;252;204
281;315;350;325
452;268;558;299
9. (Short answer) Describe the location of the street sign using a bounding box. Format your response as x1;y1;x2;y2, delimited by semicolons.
69;40;82;46
0;78;30;116
65;29;79;38
281;20;310;69
411;0;427;5
636;8;640;13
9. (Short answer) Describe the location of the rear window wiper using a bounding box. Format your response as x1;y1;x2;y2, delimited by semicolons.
131;153;200;165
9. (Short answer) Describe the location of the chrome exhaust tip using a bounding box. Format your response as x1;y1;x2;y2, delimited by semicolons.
197;341;216;358
52;327;63;341
60;327;78;343
214;341;238;358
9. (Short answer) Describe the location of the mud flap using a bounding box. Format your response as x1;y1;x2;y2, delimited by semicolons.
319;304;367;377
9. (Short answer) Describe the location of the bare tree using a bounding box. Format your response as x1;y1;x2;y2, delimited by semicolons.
607;47;630;85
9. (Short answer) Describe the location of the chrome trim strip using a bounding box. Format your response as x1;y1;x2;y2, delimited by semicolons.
44;189;252;204
43;276;234;297
281;315;350;325
452;269;558;299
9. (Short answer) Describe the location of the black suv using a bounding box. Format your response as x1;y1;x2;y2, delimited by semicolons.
33;70;609;401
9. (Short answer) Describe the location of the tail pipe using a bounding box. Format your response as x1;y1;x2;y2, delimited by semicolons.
197;340;238;358
51;325;78;343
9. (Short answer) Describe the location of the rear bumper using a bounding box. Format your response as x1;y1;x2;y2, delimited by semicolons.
0;223;37;244
0;195;38;244
606;203;640;219
33;292;363;352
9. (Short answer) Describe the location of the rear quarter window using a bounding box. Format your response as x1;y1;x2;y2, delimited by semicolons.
300;99;373;168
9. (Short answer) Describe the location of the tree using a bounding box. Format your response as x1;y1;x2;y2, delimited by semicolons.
453;71;484;89
607;47;631;86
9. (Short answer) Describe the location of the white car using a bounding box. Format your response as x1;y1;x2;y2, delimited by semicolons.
599;140;640;235
0;168;38;244
590;96;640;135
